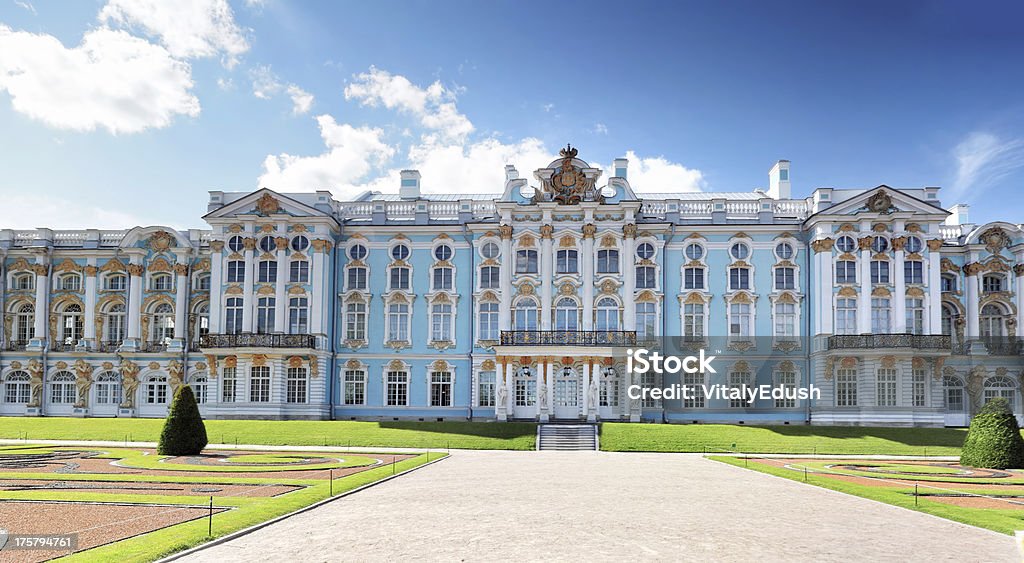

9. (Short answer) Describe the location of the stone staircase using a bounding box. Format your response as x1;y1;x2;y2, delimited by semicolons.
537;424;598;451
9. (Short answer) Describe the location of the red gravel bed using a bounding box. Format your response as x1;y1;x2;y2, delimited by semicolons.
0;479;300;497
0;500;228;563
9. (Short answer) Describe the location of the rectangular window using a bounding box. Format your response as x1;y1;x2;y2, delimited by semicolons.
430;371;453;407
596;250;619;274
256;297;275;334
683;373;704;408
515;250;538;274
729;372;750;408
288;298;309;334
774;267;795;290
258;261;277;283
390;267;410;290
556;249;578;274
286;367;307;404
343;370;366;405
684;303;705;341
386;371;408;406
774;302;796;338
249;366;270;402
870;261;890;284
729;303;751;339
904;261;923;284
387;304;409;342
941;275;956;293
226;260;244;283
433;267;453;291
684;267;704;290
221;367;237;403
836;369;857;406
290;261;309;283
636;266;656;289
877;368;897;407
871;298;891;333
836;261;856;284
480;266;499;289
836;298;857;335
478;371;496;407
431;303;452;342
479;303;499;341
515;378;536;407
347;267;367;290
636;303;657;340
641;372;660;409
913;369;927;407
729;267;750;290
906;298;924;335
345;303;366;341
776;371;796;408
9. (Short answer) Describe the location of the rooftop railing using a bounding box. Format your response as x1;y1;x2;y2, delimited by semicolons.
199;333;317;349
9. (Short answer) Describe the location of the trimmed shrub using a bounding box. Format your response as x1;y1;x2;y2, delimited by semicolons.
960;397;1024;469
157;385;208;456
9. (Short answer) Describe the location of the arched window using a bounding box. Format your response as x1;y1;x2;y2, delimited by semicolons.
514;298;538;331
595;297;619;331
50;371;75;404
554;298;580;331
286;368;308;404
58;273;81;291
15;304;34;344
256;297;275;334
980;304;1006;342
145;375;168;404
288;297;308;334
984;376;1016;407
152;303;174;343
225;297;243;334
194;303;209;343
105;273;127;291
596;249;619;274
150;273;173;292
4;371;30;404
943;375;964;413
190;374;208;404
106;304;126;344
94;371;122;405
12;273;33;291
941;304;958;338
60;304;83;346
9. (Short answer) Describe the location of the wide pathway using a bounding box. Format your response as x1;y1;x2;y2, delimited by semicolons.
180;451;1017;562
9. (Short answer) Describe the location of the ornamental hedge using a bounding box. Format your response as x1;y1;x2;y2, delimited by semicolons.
960;397;1024;470
157;385;208;456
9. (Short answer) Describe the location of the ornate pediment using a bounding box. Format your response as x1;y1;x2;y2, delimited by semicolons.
539;145;601;205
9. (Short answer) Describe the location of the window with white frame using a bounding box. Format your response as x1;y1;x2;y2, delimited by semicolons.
194;273;211;291
258;236;275;253
150;273;173;291
684;267;704;290
152;303;174;343
387;303;410;342
729;302;751;340
430;303;453;342
257;260;276;283
145;375;167;404
348;243;367;261
871;236;889;253
190;375;208;404
106;304;126;343
729;243;749;260
906;298;924;334
981;304;1006;342
637;243;655;259
600;368;619;407
479;302;499;341
390;266;410;290
478;371;496;407
480;241;499;260
105;273;126;291
941;305;958;337
596;249;619;273
554;298;580;331
870;260;889;284
686;243;705;261
256;297;275;334
836;297;857;334
4;371;30;404
286;367;308;403
515;369;536;407
944;375;964;412
433;266;453;291
982;274;1005;293
290;260;309;283
288;297;308;334
227;235;244;252
225;297;243;334
729;267;750;290
683;372;704;408
774;267;795;290
556;249;578;274
50;371;76;404
479;266;499;289
433;244;453;262
386;370;409;406
641;371;660;408
430;371;453;407
221;367;237;403
636;302;657;340
343;370;366;405
776;371;796;408
13;273;33;291
683;303;705;341
912;368;927;407
226;260;244;283
595;297;619;331
728;371;751;408
514;298;538;331
836;236;855;253
984;375;1016;406
347;266;367;290
836;368;857;406
15;304;33;343
774;302;796;339
775;242;793;260
249;366;270;402
60;304;83;345
836;261;856;284
905;236;923;253
515;249;538;274
636;266;656;289
391;244;410;261
871;298;891;333
941;274;956;293
905;261;924;284
58;273;81;291
876;368;897;407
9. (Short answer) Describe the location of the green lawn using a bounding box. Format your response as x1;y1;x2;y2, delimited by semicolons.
0;417;537;450
711;456;1024;535
600;423;970;455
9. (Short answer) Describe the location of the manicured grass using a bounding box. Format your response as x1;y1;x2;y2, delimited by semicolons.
0;417;537;450
711;456;1024;535
222;453;326;464
792;460;1024;484
101;449;376;472
600;423;970;455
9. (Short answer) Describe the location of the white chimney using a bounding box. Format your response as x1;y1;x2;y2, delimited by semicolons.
613;157;628;179
504;164;519;181
946;204;970;225
399;170;421;200
768;160;791;199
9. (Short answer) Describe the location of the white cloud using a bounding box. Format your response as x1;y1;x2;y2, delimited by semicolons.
249;64;313;114
258;114;395;190
0;193;153;229
592;122;608;135
344;66;474;142
14;1;36;15
951;131;1024;200
0;25;199;134
216;76;234;90
542;103;554;113
616;150;705;193
99;0;249;68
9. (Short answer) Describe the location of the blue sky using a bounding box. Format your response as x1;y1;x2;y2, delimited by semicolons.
0;0;1022;229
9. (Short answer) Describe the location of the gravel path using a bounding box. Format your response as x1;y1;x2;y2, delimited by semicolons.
179;451;1018;562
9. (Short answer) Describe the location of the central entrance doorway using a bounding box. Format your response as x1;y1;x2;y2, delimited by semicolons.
553;366;580;419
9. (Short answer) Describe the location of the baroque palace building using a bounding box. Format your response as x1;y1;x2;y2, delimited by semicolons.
0;146;1022;426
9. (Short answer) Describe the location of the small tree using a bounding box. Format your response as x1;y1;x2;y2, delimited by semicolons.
960;397;1024;469
158;385;208;456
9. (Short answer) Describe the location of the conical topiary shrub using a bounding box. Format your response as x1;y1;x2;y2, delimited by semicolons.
158;385;208;456
960;397;1024;470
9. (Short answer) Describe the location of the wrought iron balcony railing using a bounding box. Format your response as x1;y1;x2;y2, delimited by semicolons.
200;333;317;349
499;330;637;347
140;340;168;353
827;334;951;350
5;340;28;351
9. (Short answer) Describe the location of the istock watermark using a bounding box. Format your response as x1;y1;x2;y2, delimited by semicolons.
624;347;820;406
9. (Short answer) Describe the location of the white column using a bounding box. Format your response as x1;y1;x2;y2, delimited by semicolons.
498;228;513;331
928;245;943;334
310;240;327;335
857;240;871;333
582;360;591;420
172;263;188;340
274;237;288;333
241;238;255;332
83;263;98;347
540;226;553;330
126;262;143;341
1015;263;1024;338
32;261;49;345
965;265;980;339
622;224;637;332
893;246;906;333
817;242;834;334
582;226;595;331
209;242;224;333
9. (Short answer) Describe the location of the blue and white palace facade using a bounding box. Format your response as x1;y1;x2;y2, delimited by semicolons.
1;147;1021;426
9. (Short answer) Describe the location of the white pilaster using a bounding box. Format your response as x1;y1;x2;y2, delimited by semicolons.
858;244;871;333
83;262;97;348
820;246;834;334
274;238;287;333
310;241;327;335
582;228;595;331
928;249;943;334
126;261;143;341
31;258;49;347
241;238;255;333
966;268;980;339
540;226;553;330
622;225;636;331
893;247;906;333
171;261;188;347
209;242;224;333
498;229;512;331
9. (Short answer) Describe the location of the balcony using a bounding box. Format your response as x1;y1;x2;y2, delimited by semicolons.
200;333;317;349
499;330;637;347
826;334;951;351
5;340;28;351
140;340;168;353
98;341;122;353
